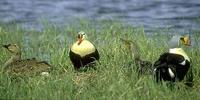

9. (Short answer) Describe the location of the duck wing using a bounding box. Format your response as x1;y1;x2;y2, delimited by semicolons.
5;58;52;75
154;52;192;83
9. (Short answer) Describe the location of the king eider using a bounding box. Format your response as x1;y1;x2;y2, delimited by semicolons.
153;34;193;87
2;44;52;76
69;31;100;70
120;38;153;76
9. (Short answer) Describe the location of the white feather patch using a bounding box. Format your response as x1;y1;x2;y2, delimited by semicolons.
168;68;175;78
153;68;157;72
179;60;186;65
41;72;49;76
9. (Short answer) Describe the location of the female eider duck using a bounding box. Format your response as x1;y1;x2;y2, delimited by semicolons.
69;31;100;70
3;44;52;76
153;34;193;86
120;38;153;75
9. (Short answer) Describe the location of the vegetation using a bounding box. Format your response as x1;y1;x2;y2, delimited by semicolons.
0;20;200;100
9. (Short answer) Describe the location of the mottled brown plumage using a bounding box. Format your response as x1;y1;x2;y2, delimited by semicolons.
3;44;52;76
120;38;153;75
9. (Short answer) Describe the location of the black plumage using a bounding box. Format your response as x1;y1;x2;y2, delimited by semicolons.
153;34;193;87
69;31;100;70
154;53;191;82
69;49;99;70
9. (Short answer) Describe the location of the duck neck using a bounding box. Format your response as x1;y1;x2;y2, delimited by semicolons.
4;53;21;68
130;42;141;61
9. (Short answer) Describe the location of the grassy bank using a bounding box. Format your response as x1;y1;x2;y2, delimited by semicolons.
0;20;200;100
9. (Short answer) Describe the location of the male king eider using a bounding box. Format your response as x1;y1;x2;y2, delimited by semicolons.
69;31;100;70
153;34;193;86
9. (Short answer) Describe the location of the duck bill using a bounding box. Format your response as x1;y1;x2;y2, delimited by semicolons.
2;44;9;49
77;38;83;45
180;35;191;46
77;34;83;45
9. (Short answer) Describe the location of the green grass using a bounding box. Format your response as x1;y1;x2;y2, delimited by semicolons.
0;20;200;100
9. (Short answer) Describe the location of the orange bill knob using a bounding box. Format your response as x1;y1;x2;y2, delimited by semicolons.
180;34;191;46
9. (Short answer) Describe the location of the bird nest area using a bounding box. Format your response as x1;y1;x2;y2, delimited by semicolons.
0;21;200;100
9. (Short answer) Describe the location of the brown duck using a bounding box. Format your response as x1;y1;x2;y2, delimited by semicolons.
120;38;153;75
2;44;52;76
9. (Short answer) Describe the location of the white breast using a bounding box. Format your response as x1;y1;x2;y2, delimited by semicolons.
169;48;190;62
71;40;96;57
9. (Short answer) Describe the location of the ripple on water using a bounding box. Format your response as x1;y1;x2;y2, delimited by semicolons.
0;0;200;33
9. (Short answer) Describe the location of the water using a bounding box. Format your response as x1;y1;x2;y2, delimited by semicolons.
0;0;200;33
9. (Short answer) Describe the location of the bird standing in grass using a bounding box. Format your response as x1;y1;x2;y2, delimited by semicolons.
120;38;153;75
69;31;100;70
153;34;193;87
2;44;52;76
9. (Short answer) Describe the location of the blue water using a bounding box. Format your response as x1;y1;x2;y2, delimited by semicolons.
0;0;200;33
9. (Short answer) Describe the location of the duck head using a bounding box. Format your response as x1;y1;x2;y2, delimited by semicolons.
3;44;21;55
77;31;87;45
180;34;191;46
168;34;191;48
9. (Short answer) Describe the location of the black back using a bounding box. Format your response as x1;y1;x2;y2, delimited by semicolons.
154;53;191;83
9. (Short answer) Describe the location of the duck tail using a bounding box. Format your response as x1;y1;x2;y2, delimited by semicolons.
38;61;51;66
37;61;53;71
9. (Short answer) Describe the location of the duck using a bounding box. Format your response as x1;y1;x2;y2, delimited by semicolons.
120;38;153;75
2;44;52;76
69;31;100;70
153;34;193;87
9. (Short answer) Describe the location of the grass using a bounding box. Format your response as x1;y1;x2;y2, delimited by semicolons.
0;20;200;100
